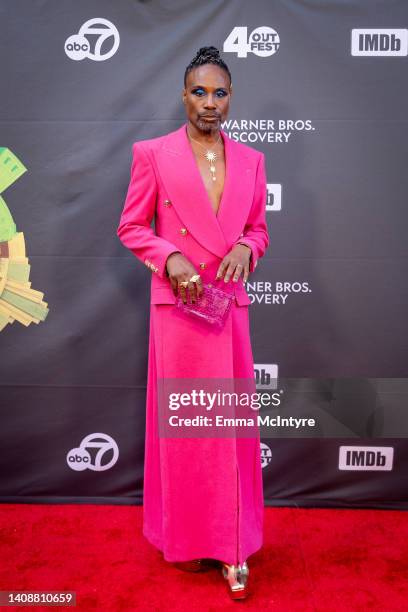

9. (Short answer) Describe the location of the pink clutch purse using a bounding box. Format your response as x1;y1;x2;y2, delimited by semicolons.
175;282;235;327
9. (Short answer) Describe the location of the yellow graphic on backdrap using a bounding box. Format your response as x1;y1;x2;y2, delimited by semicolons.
0;148;49;331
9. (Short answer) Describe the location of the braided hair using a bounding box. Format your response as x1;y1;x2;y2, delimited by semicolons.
184;46;232;87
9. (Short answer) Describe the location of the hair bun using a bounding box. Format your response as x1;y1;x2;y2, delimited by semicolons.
196;46;220;60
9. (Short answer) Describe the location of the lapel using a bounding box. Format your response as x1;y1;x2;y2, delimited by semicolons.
155;123;254;259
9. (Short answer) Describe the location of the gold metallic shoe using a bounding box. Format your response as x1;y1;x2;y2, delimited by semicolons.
221;561;249;599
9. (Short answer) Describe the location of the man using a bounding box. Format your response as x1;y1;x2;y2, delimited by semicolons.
117;46;269;600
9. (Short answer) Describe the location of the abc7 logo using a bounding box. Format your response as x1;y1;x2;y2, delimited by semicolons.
65;18;120;61
67;433;119;471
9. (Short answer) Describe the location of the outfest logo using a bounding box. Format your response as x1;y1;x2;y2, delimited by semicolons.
260;442;272;468
223;26;280;57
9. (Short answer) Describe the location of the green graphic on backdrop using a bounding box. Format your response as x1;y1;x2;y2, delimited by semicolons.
0;148;49;331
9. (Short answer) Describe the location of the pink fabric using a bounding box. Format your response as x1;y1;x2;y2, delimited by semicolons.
117;123;269;564
117;123;269;296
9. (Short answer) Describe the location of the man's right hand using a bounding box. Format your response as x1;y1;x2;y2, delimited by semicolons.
165;252;204;304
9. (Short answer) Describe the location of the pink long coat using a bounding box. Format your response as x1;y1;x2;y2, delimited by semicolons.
117;122;269;565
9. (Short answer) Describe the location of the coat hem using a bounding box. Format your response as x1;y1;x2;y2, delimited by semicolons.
143;524;263;565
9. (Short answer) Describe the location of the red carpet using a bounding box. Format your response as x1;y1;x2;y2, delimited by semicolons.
1;504;407;610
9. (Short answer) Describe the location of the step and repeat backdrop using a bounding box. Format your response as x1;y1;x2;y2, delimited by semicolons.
1;1;407;508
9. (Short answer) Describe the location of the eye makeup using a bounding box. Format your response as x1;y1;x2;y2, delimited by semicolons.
191;87;228;97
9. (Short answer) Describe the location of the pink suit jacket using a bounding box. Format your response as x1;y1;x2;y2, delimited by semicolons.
117;122;269;304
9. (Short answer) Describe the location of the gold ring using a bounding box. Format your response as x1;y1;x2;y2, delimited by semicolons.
179;281;189;288
189;274;201;283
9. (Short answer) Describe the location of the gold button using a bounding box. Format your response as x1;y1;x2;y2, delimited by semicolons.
199;262;207;269
164;199;172;207
180;228;188;235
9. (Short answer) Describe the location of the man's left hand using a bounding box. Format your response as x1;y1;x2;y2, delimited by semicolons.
215;244;252;283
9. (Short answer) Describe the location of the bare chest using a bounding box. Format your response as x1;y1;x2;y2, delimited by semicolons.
191;148;226;217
